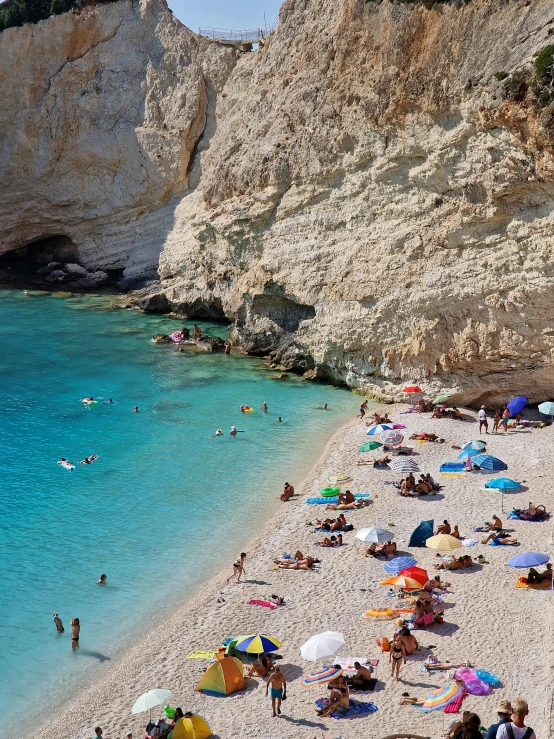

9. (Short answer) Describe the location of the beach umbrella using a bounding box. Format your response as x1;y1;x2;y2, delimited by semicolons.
358;441;383;453
434;393;453;404
461;440;487;451
301;666;343;687
388;458;420;473
300;631;345;661
472;454;507;471
363;607;400;620
507;396;528;417
131;689;172;722
538;401;554;419
484;478;521;513
379;429;404;447
326;473;353;486
399;566;429;582
420;684;464;712
425;534;462;552
172;715;212;739
403;386;422;394
508;552;549;568
366;424;392;436
380;574;426;591
234;634;282;654
383;555;417;574
355;526;393;543
457;449;480;460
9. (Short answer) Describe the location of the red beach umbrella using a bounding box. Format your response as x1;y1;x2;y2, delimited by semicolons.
403;386;422;393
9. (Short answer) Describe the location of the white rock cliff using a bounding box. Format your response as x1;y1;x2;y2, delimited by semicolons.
2;0;554;404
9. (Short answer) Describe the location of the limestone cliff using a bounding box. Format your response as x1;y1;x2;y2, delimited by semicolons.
3;0;554;405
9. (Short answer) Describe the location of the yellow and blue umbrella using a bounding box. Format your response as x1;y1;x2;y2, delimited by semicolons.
421;684;464;712
302;666;343;687
234;634;282;654
326;473;353;486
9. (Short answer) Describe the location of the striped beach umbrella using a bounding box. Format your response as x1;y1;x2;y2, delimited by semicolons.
383;556;417;574
461;440;487;451
366;424;392;436
301;666;343;687
326;473;353;486
358;441;383;453
234;634;282;654
425;534;462;552
472;454;507;471
388;458;419;473
380;574;426;591
379;429;404;447
363;608;399;620
421;684;464;712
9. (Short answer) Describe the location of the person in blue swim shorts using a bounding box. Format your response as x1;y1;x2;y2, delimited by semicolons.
266;666;287;717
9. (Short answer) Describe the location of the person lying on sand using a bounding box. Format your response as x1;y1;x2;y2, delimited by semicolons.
246;655;274;678
483;515;503;532
317;534;343;547
434;555;472;571
274;557;319;570
424;662;468;672
316;514;347;530
316;687;349;716
481;533;518;545
400;694;424;705
526;564;552;583
370;456;391;468
325;499;369;510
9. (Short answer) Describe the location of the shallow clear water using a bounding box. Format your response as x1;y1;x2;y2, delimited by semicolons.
0;289;357;729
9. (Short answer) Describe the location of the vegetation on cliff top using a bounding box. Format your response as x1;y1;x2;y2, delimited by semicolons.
0;0;118;33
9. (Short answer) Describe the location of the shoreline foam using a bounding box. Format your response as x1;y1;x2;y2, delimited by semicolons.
30;405;553;739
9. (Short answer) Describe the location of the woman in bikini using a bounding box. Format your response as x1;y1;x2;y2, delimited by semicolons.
389;635;407;680
227;552;246;583
70;617;80;650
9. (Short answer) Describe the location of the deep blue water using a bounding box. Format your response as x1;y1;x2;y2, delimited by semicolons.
0;289;357;729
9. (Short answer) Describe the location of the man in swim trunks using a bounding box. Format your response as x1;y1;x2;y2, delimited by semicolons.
358;400;368;419
337;489;355;505
266;666;286;716
348;662;374;689
501;407;510;432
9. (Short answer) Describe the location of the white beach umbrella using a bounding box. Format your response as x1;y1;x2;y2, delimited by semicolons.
131;688;172;721
300;631;345;661
356;526;394;543
388;459;419;473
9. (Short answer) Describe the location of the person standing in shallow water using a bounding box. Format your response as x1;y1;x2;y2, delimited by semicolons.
53;611;64;633
358;399;368;419
70;617;80;649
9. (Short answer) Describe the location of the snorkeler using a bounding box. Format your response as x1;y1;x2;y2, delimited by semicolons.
80;455;98;465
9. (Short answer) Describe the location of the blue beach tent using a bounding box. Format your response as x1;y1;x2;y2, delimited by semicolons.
409;520;434;547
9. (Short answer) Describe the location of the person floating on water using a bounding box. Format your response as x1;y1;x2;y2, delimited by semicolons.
133;406;140;413
53;611;64;632
57;458;74;471
211;429;223;437
96;574;107;585
70;617;80;650
261;401;268;412
81;397;94;404
80;455;98;465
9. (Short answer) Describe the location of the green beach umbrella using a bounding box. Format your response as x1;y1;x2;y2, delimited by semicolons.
434;393;453;404
358;441;383;453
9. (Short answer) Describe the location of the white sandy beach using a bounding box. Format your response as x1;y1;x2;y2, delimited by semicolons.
29;405;554;739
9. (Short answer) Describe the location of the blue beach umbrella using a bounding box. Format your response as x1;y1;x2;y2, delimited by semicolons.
508;552;549;568
506;396;527;417
461;440;487;452
472;454;507;471
383;556;417;574
538;401;554;419
457;449;480;460
484;478;521;490
366;424;392;436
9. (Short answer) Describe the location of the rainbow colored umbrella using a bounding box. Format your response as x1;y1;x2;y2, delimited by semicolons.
380;574;426;591
420;684;464;712
301;666;343;687
383;556;417;574
363;607;399;620
379;429;404;447
326;473;353;486
358;441;383;453
234;634;282;654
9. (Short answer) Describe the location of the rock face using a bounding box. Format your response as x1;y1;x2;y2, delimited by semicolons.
3;0;554;404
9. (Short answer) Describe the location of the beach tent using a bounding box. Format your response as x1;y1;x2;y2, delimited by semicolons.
172;714;212;739
196;654;245;695
408;520;434;547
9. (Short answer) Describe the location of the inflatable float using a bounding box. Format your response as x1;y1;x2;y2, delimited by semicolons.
171;331;183;343
320;486;341;497
58;461;75;471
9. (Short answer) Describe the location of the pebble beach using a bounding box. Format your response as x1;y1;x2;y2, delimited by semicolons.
29;404;554;739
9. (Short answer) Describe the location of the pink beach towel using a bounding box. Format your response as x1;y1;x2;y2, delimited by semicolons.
444;688;466;713
247;599;278;609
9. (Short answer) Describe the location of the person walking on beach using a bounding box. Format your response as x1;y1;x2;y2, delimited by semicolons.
70;617;80;649
53;611;64;633
501;407;510;432
266;666;286;716
479;406;488;434
492;409;501;433
389;635;407;681
495;699;536;739
227;552;246;583
358;399;368;419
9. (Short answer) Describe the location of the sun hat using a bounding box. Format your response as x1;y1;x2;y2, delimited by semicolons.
497;699;512;714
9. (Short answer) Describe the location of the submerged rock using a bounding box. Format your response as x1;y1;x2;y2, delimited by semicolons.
195;335;225;352
152;334;172;343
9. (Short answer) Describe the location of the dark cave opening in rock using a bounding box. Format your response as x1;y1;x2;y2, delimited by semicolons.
0;235;81;279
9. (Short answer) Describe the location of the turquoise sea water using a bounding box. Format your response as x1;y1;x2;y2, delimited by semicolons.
0;289;357;730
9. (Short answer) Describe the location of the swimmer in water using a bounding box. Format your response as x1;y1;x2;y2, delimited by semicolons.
80;455;98;465
57;458;74;470
230;426;237;437
261;402;268;412
102;399;113;404
211;429;223;437
240;405;246;412
96;574;107;584
53;611;64;632
133;406;140;413
81;397;94;404
24;290;29;295
277;417;282;423
322;403;328;410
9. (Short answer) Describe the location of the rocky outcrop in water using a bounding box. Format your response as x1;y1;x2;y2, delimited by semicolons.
3;0;554;404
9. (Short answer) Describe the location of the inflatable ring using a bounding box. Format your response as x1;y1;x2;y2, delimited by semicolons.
465;679;491;696
244;408;254;412
171;331;183;343
475;670;500;685
320;487;341;497
86;400;98;405
454;667;475;682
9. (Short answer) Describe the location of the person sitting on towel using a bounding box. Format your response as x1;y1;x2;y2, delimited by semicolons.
436;520;451;535
347;662;374;689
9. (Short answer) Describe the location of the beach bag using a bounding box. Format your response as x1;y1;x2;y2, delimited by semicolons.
379;637;390;652
342;523;354;532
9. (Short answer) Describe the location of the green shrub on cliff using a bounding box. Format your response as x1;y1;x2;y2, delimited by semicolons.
0;0;118;33
532;44;554;106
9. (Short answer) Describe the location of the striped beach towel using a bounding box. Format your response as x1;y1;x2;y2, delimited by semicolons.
305;494;370;504
444;688;467;713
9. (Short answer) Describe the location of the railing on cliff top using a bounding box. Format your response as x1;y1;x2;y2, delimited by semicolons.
199;18;278;42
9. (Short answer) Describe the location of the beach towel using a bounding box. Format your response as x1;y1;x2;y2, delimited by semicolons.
440;472;465;478
247;599;279;609
461;539;478;546
440;463;465;471
186;651;216;659
444;688;467;713
514;579;551;590
334;656;378;670
305;494;370;505
315;698;379;719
